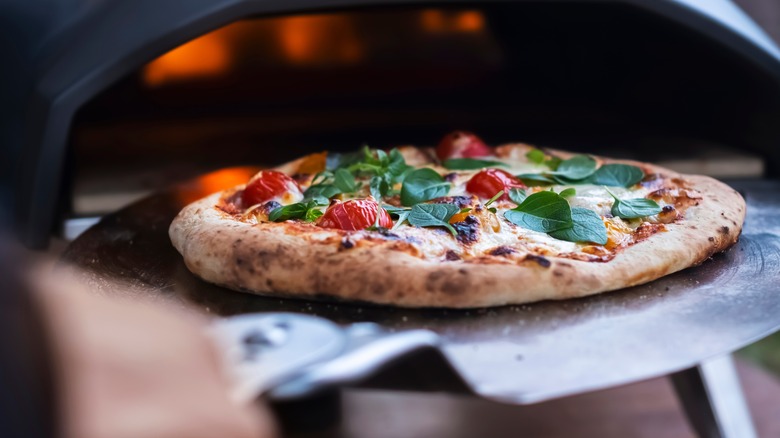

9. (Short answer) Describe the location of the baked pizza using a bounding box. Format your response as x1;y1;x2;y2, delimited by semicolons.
169;132;745;308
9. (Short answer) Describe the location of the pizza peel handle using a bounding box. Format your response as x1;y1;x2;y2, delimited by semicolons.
211;313;447;402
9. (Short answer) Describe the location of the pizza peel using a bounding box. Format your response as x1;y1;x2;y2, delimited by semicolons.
60;167;780;404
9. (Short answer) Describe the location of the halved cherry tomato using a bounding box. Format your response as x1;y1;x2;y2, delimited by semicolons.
242;170;303;206
318;199;392;231
436;131;492;160
466;169;525;200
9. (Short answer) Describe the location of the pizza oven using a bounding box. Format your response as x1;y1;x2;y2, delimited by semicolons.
4;2;780;436
3;1;780;246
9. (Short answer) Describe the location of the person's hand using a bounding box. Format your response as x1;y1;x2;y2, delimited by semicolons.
34;272;275;438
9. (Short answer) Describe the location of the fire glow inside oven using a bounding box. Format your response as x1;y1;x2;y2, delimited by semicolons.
9;0;780;245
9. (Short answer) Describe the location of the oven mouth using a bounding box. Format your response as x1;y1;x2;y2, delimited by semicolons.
12;1;780;247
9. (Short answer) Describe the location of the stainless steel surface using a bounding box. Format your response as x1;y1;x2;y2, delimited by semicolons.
213;313;347;402
62;216;101;241
213;312;443;402
60;169;780;405
671;355;757;438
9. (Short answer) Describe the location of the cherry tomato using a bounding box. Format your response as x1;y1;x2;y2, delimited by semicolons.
318;199;393;231
466;169;525;200
436;131;492;160
242;170;302;206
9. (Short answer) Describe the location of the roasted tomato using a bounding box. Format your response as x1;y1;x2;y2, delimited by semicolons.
436;131;492;160
466;169;525;199
242;170;303;206
318;199;393;231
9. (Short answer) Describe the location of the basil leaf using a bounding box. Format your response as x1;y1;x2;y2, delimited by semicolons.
393;210;411;229
443;158;509;170
545;156;562;170
400;168;451;206
309;195;330;206
326;151;362;170
311;171;333;185
407;203;458;235
375;148;388;164
508;188;527;205
269;203;310;222
611;198;662;219
304;184;341;200
589;164;644;187
517;173;559;185
503;191;572;233
369;176;388;200
387;149;413;182
484;190;504;208
381;204;411;215
269;198;327;222
551;155;597;180
549;208;607;244
305;208;323;222
333;168;357;193
559;188;576;198
526;149;545;165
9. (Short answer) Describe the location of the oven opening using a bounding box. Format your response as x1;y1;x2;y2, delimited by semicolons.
67;3;769;222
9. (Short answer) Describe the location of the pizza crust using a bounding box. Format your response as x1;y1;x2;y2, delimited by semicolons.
169;150;745;308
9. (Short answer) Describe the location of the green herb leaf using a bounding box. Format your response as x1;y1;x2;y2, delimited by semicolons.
304;184;341;200
269;203;309;222
333;168;357;193
305;208;324;222
387;149;413;183
545;156;562;170
335;147;412;201
551;155;597;180
443;158;509;170
407;203;458;235
400;168;451;206
589;164;645;187
381;205;412;229
326;151;362;171
393;210;411;229
517;155;596;185
526;149;546;165
311;171;333;185
375;148;388;163
503;191;572;233
559;188;576;198
611;197;663;219
508;188;527;204
516;173;556;186
485;190;504;208
269;198;327;222
549;208;607;244
381;204;411;215
369;176;388;200
604;187;662;219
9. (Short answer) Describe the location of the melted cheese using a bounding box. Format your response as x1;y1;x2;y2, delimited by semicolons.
255;149;678;261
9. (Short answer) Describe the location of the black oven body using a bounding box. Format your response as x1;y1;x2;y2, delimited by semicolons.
2;0;780;248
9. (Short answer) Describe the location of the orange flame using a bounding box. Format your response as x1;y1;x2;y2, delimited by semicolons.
420;9;485;33
143;31;232;87
455;11;485;32
277;15;362;65
142;10;484;87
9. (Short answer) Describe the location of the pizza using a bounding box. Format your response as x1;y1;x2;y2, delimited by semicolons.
169;132;745;308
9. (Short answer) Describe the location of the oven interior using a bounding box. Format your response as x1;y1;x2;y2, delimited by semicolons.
59;3;780;231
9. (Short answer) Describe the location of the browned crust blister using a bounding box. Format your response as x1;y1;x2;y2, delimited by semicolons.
169;145;746;308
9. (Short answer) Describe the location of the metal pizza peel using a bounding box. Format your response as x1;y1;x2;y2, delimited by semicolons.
59;168;780;435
